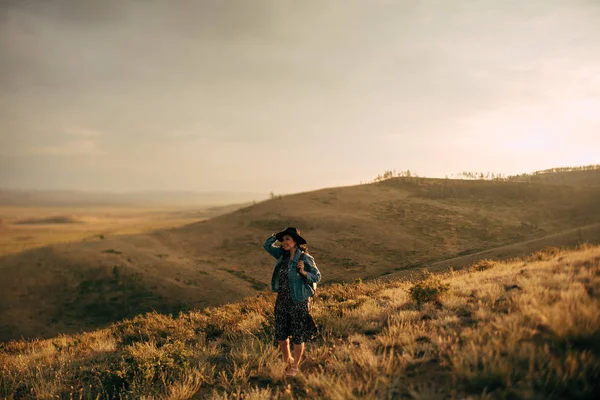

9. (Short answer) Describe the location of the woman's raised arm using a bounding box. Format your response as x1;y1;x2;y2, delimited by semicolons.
263;234;283;259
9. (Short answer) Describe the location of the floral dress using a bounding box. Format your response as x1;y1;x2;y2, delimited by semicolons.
274;255;318;344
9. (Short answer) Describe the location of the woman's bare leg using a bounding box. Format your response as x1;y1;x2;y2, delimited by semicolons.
279;339;293;363
292;343;305;368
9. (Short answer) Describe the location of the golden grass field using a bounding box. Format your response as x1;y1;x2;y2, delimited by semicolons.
0;204;243;256
1;244;598;399
1;176;600;342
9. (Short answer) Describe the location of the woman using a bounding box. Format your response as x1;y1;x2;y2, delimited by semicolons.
263;227;321;376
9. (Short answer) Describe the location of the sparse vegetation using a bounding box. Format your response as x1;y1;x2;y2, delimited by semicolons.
507;164;600;185
102;249;123;255
468;259;497;272
3;173;600;342
270;192;283;200
13;216;81;225
408;271;450;305
523;246;562;262
373;169;416;182
374;164;600;185
2;245;599;399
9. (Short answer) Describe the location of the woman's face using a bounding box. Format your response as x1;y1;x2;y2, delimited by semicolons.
280;234;297;251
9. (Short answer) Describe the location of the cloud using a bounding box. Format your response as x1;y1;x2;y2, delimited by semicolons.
29;139;105;156
1;0;599;191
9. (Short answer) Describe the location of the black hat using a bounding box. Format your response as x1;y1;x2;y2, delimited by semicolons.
275;227;307;245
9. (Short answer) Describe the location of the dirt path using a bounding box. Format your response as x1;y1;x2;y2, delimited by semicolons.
382;222;600;280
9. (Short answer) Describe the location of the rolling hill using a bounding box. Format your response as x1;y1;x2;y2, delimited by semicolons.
1;175;600;341
2;245;599;399
508;165;600;186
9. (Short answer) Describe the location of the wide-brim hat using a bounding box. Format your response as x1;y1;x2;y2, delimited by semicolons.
275;227;307;245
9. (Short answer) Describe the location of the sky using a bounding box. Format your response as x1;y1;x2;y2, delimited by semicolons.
1;0;599;194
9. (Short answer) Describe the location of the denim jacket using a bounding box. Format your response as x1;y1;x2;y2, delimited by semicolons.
263;235;321;303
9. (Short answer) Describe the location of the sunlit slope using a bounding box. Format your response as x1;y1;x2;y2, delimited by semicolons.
1;245;599;399
175;178;600;278
1;178;599;341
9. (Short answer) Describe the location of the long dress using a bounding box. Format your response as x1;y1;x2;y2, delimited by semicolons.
274;255;318;344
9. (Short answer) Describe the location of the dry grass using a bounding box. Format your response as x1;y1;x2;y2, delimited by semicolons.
2;177;600;342
0;205;241;256
2;245;599;399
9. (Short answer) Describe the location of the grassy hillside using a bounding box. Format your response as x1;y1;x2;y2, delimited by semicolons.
1;177;600;341
1;245;599;399
183;178;600;276
508;165;600;186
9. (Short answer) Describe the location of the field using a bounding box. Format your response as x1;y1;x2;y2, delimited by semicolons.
1;244;598;399
1;175;600;342
1;168;599;398
0;204;244;256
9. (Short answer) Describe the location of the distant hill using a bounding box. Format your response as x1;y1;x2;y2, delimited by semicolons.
508;164;600;186
1;176;600;341
0;189;267;207
1;245;598;399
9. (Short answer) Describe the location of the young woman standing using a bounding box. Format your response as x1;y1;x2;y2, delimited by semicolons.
263;227;321;376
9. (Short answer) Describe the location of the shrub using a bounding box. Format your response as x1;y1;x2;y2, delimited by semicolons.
102;249;122;255
409;271;450;305
524;246;562;262
116;340;201;397
469;259;497;272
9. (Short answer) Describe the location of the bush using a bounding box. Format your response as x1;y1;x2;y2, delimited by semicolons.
116;340;200;397
469;259;497;272
409;271;450;305
524;247;562;262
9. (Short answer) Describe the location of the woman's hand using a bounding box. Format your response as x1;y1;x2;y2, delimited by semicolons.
297;260;308;278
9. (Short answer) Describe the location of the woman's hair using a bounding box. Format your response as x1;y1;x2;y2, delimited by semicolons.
283;242;309;255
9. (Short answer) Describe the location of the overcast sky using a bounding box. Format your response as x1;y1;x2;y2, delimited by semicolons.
1;0;599;194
